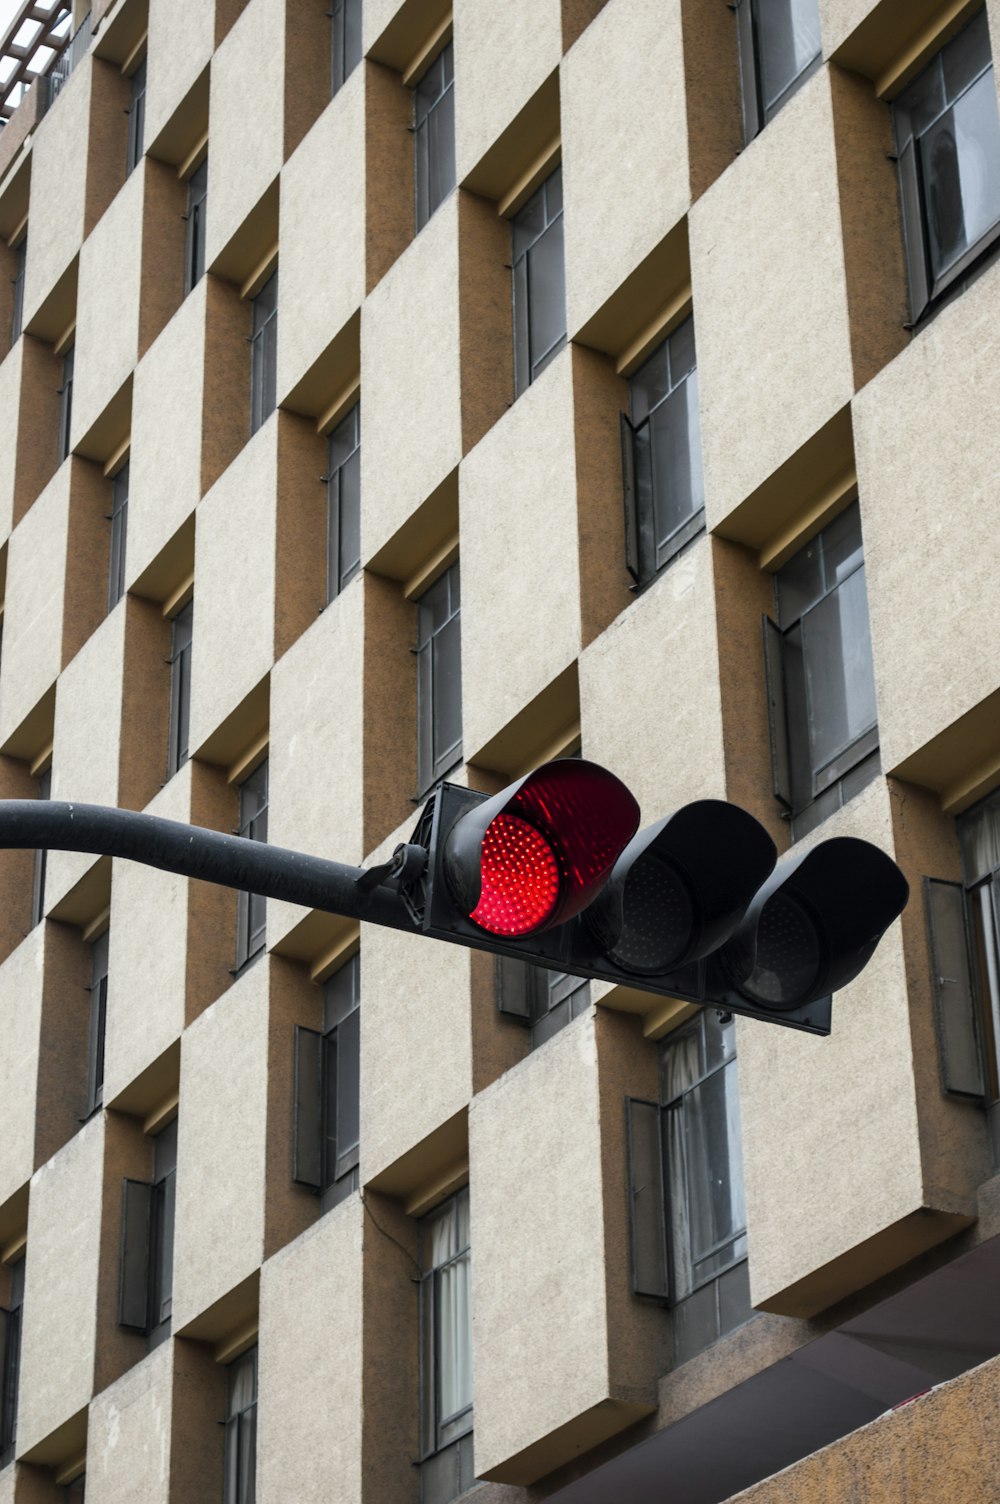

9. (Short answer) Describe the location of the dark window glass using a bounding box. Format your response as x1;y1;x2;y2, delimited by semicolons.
224;1345;258;1504
236;759;269;972
32;766;51;928
416;563;462;794
249;271;278;436
64;1474;85;1502
58;345;74;463
184;159;208;294
769;502;880;839
511;167;566;397
496;957;591;1049
108;459;129;611
322;955;361;1209
0;1255;25;1462
736;0;822;139
331;0;362;96
893;9;1000;322
11;237;25;344
167;599;193;778
326;403;361;602
958;793;1000;1135
126;58;147;176
86;928;109;1116
149;1118;177;1347
624;315;705;585
414;42;455;231
420;1189;474;1502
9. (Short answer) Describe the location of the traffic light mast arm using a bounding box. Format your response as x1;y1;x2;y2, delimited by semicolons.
0;800;417;935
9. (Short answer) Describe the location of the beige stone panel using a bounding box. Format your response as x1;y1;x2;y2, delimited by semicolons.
738;777;925;1314
819;0;884;55
691;67;854;529
189;421;277;753
0;339;22;541
172;964;269;1328
0;927;44;1212
71;169;144;449
144;0;215;148
562;0;689;340
86;1341;173;1504
103;771;194;1106
206;0;285;270
460;351;580;760
277;79;365;404
470;1013;609;1478
360;915;472;1183
579;535;725;822
21;64;91;328
127;279;207;589
46;609;126;912
0;467;70;747
853;259;1000;774
17;1117;103;1453
257;1201;364;1503
267;585;365;949
453;0;563;185
360;194;461;562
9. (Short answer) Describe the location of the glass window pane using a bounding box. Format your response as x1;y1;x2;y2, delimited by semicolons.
943;8;991;101
820;503;863;589
526;215;566;374
338;447;362;588
426;82;456;221
800;566;877;777
512;181;547;257
335;1004;361;1172
629;343;670;427
960;790;1000;883
435;1252;472;1424
431;613;462;771
896;57;945;147
417;571;451;640
757;0;822;115
925;71;1000;279
776;532;823;626
667;1059;747;1295
668;314;696;382
649;373;703;557
544;164;563;218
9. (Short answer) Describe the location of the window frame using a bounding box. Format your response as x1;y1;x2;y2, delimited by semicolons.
223;1344;258;1504
735;0;823;142
85;926;110;1118
58;344;74;464
166;597;193;780
413;40;456;232
249;270;278;437
10;235;25;345
0;1254;25;1464
622;313;706;589
292;954;362;1211
418;1187;474;1502
125;56;147;177
330;0;362;97
235;757;269;973
183;157;208;295
108;458;129;612
31;765;51;929
325;401;361;604
892;7;1000;325
415;561;463;796
511;166;567;398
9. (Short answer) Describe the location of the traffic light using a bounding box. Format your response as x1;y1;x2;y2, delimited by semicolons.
399;758;909;1036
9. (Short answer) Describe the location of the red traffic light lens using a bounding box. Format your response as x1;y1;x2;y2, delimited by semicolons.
470;814;560;935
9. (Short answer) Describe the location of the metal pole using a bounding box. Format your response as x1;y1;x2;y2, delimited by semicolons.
0;800;416;934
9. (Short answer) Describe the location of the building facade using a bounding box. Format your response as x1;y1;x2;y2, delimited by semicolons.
0;0;999;1500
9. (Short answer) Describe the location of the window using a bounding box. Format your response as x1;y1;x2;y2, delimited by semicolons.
119;1117;177;1347
419;1188;474;1504
292;954;361;1211
108;459;129;611
331;0;362;96
64;1474;85;1502
224;1345;257;1504
58;344;74;463
893;8;1000;323
11;237;25;345
414;42;455;231
496;957;591;1049
249;271;278;436
735;0;822;140
626;1010;752;1366
235;759;268;972
0;1255;25;1466
85;928;109;1118
511;167;566;398
762;501;880;840
184;158;208;294
32;765;51;928
325;402;361;603
926;789;1000;1160
621;315;706;587
126;58;146;176
167;599;193;779
416;563;462;795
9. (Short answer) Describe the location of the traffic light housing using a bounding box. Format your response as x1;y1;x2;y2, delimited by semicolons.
400;758;909;1036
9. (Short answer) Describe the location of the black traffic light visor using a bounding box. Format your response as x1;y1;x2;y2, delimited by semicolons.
442;758;640;936
586;800;777;973
722;835;909;1010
